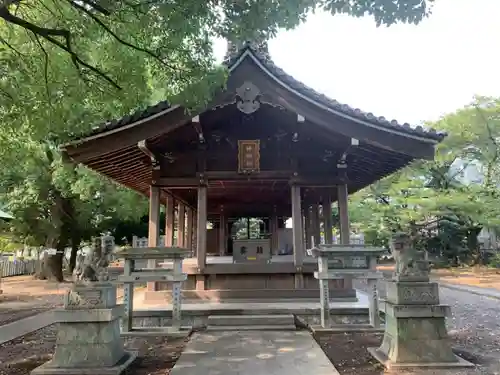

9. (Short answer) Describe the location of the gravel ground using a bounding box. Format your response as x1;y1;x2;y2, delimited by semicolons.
0;325;188;375
442;287;500;362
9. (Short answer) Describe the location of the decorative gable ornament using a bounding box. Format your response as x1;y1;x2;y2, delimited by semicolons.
236;81;261;114
224;37;272;63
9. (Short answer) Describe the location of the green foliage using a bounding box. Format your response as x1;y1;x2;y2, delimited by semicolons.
488;253;500;268
349;96;500;265
0;235;22;253
1;1;435;109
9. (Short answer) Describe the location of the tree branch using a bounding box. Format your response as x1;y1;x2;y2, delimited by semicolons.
31;33;52;107
0;5;121;88
66;0;187;79
78;0;110;15
0;0;22;9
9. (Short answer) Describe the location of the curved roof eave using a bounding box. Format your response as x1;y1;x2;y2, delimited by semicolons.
63;43;445;151
224;45;445;144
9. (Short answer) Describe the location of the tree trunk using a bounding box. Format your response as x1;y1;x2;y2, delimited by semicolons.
35;251;48;280
42;189;74;282
69;228;81;273
46;252;64;282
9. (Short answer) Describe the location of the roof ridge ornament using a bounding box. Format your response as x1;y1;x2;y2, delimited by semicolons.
224;34;272;62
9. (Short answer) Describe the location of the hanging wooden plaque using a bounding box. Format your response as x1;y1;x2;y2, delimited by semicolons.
238;140;260;173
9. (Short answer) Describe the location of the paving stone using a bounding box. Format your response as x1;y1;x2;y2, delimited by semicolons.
170;331;339;375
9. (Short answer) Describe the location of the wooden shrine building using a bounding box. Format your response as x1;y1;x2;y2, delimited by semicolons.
62;40;444;302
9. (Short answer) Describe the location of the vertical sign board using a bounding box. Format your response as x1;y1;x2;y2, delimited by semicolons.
238;140;260;173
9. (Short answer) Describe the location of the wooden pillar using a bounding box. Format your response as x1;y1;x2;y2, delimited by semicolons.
291;185;304;287
303;207;311;250
323;194;333;244
196;186;207;270
147;185;160;291
177;203;185;247
311;203;321;247
337;183;352;291
165;195;174;247
305;205;313;249
270;214;278;254
186;207;193;250
337;184;350;244
192;210;198;256
219;213;227;256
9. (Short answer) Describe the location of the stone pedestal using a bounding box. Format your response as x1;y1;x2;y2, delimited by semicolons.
368;277;473;368
31;283;136;375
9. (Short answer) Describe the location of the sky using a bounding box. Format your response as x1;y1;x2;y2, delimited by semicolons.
213;0;500;125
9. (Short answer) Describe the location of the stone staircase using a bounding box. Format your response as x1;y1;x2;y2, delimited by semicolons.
206;314;296;331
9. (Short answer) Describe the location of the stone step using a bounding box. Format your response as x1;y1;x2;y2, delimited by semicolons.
207;314;295;328
206;325;297;331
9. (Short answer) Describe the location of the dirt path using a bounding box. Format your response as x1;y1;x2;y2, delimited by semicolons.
0;274;140;325
378;265;500;292
0;276;68;325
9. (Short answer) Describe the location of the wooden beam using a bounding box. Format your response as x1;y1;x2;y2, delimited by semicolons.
63;106;190;163
204;170;293;180
138;140;157;162
161;189;195;211
289;176;344;186
156;170;295;186
156;178;203;188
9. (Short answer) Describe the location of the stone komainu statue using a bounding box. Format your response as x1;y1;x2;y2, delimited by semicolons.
390;232;419;277
73;237;112;283
390;232;430;280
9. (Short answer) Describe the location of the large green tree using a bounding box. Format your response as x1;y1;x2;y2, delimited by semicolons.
0;0;434;97
349;96;500;265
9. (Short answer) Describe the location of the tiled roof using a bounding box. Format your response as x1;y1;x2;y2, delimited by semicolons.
72;100;172;141
72;41;445;142
224;42;445;142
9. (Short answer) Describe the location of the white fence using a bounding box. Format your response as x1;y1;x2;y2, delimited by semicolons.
0;259;37;277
